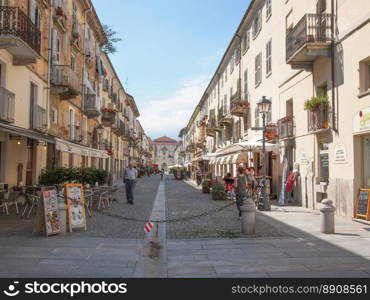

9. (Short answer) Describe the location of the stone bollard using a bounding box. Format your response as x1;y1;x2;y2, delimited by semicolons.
240;197;256;236
320;199;336;234
58;199;68;234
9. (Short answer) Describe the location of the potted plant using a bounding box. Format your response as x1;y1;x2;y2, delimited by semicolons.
304;95;329;111
211;182;226;201
202;179;211;194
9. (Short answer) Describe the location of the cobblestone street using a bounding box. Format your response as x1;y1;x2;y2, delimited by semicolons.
0;176;370;278
166;176;298;239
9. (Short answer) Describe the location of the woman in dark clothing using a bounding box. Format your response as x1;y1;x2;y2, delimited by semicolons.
234;167;248;220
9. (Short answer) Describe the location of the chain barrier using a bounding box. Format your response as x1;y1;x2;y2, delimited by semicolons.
98;201;235;224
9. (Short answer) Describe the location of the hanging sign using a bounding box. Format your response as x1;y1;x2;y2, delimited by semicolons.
334;144;347;164
65;184;87;232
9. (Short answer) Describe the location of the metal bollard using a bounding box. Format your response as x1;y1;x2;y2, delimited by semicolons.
319;199;336;234
240;197;256;236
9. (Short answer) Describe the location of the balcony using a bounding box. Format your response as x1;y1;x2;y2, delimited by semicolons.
286;14;332;68
218;107;233;127
101;108;117;127
0;86;15;123
308;103;331;133
0;7;41;65
111;120;126;136
206;118;221;137
278;116;295;139
50;65;80;99
84;94;101;118
230;93;249;117
32;105;47;133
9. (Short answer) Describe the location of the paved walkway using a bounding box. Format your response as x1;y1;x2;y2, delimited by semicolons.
0;176;369;278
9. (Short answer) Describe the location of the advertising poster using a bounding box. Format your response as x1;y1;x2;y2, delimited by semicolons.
65;184;87;232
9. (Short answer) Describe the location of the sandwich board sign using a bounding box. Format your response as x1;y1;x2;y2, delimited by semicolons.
64;184;87;232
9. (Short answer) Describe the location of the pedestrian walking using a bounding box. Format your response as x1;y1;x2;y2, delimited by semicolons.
124;163;138;205
223;173;235;198
160;168;165;181
234;166;248;220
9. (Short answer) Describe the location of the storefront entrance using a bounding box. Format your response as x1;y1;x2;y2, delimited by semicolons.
362;135;370;189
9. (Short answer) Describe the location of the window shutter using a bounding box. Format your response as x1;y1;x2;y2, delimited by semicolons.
29;0;36;23
51;29;58;64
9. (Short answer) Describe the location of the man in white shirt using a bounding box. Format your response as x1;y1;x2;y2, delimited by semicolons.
124;163;138;205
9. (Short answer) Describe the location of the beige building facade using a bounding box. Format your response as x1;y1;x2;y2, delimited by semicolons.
0;0;148;188
182;0;370;220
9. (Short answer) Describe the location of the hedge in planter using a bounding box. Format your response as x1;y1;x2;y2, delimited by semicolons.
202;179;211;194
39;167;108;186
211;182;226;201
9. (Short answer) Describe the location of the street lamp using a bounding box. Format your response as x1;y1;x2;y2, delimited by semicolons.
257;96;272;211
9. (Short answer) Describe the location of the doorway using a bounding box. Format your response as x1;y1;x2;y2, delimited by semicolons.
26;139;35;186
363;135;370;189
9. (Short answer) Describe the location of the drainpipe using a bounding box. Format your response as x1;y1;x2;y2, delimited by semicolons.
331;0;336;132
46;1;53;166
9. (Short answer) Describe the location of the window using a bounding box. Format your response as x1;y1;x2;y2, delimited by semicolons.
266;39;272;75
255;108;260;127
225;68;228;83
319;143;330;183
316;0;327;14
243;69;248;100
29;0;41;29
286;11;293;33
71;53;76;72
255;52;262;86
69;108;75;140
359;58;370;93
51;29;61;64
82;116;87;145
230;56;234;74
253;9;262;38
235;44;241;65
51;108;58;124
266;0;272;20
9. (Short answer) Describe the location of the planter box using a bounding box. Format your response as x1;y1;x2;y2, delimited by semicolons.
212;191;226;201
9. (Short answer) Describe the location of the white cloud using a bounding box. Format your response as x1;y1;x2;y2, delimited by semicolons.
138;75;210;139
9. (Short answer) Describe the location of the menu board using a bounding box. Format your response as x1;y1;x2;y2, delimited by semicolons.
355;189;370;221
65;184;87;232
42;190;61;237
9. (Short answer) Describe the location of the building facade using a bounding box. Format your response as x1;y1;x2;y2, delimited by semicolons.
182;0;370;220
152;136;178;171
0;0;148;187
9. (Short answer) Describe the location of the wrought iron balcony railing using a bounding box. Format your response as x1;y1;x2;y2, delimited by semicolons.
84;94;101;118
278;116;295;139
0;86;15;123
51;65;80;99
0;7;41;64
307;103;331;132
286;13;331;64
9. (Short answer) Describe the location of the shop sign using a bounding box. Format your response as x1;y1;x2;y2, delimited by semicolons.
65;184;87;233
300;152;309;165
334;144;347;164
354;108;370;133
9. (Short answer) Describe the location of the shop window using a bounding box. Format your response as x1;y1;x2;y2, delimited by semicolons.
319;143;330;183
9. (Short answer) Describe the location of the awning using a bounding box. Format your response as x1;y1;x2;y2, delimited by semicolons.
0;123;55;144
55;139;109;158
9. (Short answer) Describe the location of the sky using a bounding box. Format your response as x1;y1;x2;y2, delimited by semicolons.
92;0;251;140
